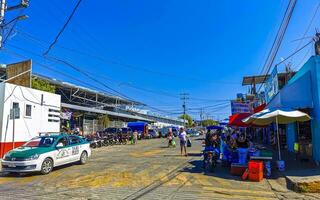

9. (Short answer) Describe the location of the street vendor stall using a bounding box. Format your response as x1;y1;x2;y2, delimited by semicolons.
243;108;311;170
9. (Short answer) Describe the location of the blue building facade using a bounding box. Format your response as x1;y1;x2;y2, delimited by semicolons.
267;56;320;162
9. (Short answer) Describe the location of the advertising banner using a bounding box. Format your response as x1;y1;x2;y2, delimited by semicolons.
231;100;253;114
264;66;279;103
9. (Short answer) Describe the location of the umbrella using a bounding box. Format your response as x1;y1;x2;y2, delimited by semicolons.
242;108;311;160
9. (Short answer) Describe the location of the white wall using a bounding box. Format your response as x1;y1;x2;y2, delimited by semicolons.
0;83;61;143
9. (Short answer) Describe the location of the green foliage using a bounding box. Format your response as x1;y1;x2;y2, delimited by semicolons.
179;114;193;127
201;119;218;127
98;115;110;129
31;78;56;93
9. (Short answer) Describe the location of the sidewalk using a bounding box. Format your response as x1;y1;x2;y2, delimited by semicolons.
270;148;320;193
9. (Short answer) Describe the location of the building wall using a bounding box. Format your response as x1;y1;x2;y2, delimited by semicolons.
285;56;320;161
0;83;61;157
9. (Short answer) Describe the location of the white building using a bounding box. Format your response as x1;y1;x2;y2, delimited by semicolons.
0;83;61;157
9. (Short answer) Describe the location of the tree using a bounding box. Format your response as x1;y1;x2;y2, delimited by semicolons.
31;78;56;93
179;114;193;127
98;115;110;129
201;119;218;127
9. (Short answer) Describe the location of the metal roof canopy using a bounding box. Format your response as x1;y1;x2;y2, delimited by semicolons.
242;72;296;86
33;74;143;107
61;103;153;122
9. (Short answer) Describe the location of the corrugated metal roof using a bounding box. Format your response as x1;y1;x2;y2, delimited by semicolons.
61;103;153;122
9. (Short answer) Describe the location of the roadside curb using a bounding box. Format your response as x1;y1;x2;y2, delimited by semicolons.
285;176;320;193
267;178;290;193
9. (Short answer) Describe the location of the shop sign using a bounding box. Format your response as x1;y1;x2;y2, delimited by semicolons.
231;100;253;114
264;66;279;103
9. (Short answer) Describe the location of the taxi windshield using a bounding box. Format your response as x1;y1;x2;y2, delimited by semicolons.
24;136;56;147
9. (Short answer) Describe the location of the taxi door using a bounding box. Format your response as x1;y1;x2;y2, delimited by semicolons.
54;137;73;166
68;136;82;162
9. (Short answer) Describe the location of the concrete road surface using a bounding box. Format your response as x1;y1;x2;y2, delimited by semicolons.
0;137;319;200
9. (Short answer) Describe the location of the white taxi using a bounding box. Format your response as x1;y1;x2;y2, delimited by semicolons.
1;133;91;175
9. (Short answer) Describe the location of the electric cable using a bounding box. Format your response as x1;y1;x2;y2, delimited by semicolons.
43;0;83;55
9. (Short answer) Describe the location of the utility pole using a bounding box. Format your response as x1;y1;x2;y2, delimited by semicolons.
0;0;29;48
200;108;204;127
180;93;189;127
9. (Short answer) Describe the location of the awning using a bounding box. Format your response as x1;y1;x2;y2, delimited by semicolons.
228;113;251;127
254;103;266;113
228;104;266;127
243;108;311;126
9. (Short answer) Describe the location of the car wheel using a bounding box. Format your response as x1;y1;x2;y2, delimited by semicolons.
41;158;53;175
79;151;88;165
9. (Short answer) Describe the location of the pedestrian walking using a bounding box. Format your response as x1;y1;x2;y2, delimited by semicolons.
167;128;174;147
133;130;138;144
178;127;187;156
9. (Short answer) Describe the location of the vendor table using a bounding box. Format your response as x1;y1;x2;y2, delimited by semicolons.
250;156;272;160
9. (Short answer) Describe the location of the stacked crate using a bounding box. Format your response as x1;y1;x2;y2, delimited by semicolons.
248;161;264;182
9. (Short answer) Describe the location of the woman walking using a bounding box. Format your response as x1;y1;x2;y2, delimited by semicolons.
178;127;188;156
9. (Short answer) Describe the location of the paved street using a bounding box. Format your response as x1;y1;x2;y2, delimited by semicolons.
0;137;319;200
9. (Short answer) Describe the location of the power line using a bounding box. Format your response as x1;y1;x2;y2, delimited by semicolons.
260;0;296;76
7;43;141;103
7;45;226;116
15;29;240;85
257;0;297;93
294;3;320;52
4;48;183;116
43;0;83;55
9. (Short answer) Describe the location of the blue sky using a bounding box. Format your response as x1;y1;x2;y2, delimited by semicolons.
1;0;319;120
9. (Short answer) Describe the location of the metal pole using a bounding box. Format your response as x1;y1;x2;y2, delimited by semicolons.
0;0;5;48
276;116;281;160
12;108;15;149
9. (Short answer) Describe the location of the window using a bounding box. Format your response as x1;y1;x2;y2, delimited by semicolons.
11;102;20;119
56;137;68;147
69;136;80;145
24;137;56;147
25;104;32;117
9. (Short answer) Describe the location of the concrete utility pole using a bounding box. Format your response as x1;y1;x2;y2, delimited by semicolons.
0;0;29;48
0;0;6;46
200;108;204;127
180;93;189;127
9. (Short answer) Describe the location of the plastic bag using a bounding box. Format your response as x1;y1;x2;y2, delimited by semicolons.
187;139;192;147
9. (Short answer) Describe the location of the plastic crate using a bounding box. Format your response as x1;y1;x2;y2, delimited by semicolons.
248;161;264;172
249;171;264;182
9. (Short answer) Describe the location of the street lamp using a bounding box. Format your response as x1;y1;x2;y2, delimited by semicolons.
0;14;28;48
3;14;28;26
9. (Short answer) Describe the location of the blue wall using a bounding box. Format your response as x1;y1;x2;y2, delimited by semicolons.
286;56;320;161
267;56;320;162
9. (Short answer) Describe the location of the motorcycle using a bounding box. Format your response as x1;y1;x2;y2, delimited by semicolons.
86;135;98;148
203;147;219;173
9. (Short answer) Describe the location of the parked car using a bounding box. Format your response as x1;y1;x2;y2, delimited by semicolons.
187;129;200;137
1;133;91;175
149;129;159;138
160;126;179;138
104;127;120;134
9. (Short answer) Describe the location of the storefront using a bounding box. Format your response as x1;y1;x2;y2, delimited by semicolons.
267;56;320;162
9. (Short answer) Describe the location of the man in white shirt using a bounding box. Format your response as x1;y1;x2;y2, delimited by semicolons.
178;127;188;156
